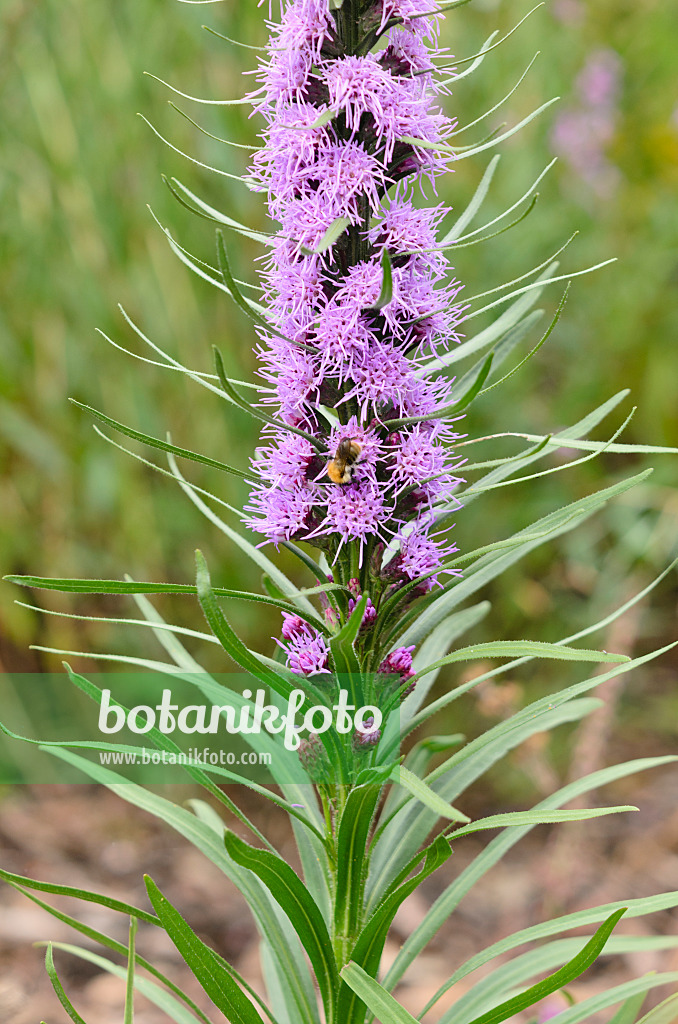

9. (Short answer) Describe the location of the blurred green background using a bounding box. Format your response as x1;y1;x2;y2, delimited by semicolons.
1;0;677;780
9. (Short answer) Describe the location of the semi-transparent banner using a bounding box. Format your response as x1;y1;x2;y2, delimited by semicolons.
0;671;398;784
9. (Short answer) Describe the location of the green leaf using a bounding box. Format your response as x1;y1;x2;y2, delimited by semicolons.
367;249;393;311
445;312;541;401
636;993;678;1024
400;97;559;163
425;264;558;372
44;941;212;1024
443;935;678;1024
4;572;328;634
386;471;652;630
144;71;256;106
329;594;368;709
0;864;158;924
10;882;213;1024
480;284;569;394
167;177;271;242
390;764;470;822
335;784;383;942
382;353;492;429
45;945;89;1024
410;639;629;688
450;353;494;412
448;805;636;839
36;748;320;1024
431;469;652;602
195;550;310;697
61;662;281;848
533;973;678;1024
606;992;648;1024
69;399;250;479
145;876;267;1024
399;599;490;665
165;455;320;616
465;233;577;308
437;5;544;72
216;229;272;325
337;837;452;1024
384;755;677;991
469;258;615;321
140;114;248;183
223;831;339;1018
212;345;324;450
299;215;351;254
461;909;626;1024
452;53;540;142
441;155;500;243
125;917;137;1024
450;159;556;248
371;699;598;908
341;961;418;1024
455;391;632;508
168;102;257;150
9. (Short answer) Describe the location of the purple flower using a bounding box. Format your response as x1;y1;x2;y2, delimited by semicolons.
378;645;416;697
347;580;378;629
277;619;330;677
379;645;415;677
246;0;465;593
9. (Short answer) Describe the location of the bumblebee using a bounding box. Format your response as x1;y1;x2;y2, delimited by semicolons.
326;438;362;485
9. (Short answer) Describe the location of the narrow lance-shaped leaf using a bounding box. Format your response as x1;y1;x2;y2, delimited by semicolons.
418;882;678;1019
213;345;325;451
44;945;89;1024
343;910;625;1024
606;991;648;1024
300;215;351;254
163;174;270;241
440;154;501;243
480;284;569;395
447;805;637;840
0;864;158;925
224;831;339;1020
124;917;137;1024
635;993;678;1024
335;784;383;943
463;909;626;1024
5;879;213;1024
400;96;559;163
409;639;629;689
45;940;217;1024
194;549;319;699
366;249;393;311
3;571;329;633
336;836;453;1024
340;961;421;1024
390;764;470;822
145;876;268;1024
433;4;545;73
69;399;251;480
382;354;492;430
329;594;368;709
